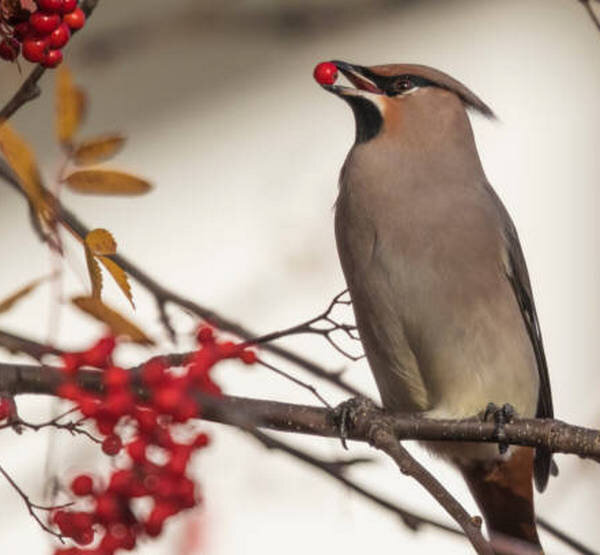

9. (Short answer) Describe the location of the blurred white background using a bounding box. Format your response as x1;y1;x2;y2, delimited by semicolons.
0;0;599;553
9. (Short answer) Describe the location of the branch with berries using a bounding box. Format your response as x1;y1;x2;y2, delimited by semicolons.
1;340;599;553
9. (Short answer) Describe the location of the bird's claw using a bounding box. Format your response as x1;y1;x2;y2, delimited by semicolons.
333;396;377;450
483;402;515;455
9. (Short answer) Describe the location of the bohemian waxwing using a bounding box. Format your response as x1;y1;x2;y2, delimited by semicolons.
318;60;553;552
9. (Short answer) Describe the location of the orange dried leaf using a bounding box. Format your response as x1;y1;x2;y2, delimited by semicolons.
64;169;152;195
0;275;50;315
0;123;45;208
99;256;134;309
85;228;117;255
73;134;126;165
72;296;153;345
84;246;103;298
56;66;86;145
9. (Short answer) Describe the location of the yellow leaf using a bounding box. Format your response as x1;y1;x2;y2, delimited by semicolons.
99;256;135;309
84;246;103;299
85;228;116;255
73;134;126;165
56;66;86;146
72;296;153;345
64;169;152;195
0;123;45;209
0;275;50;315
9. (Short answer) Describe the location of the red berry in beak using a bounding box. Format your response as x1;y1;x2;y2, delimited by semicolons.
313;62;338;86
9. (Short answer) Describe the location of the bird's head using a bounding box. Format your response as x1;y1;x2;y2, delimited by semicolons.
316;61;494;145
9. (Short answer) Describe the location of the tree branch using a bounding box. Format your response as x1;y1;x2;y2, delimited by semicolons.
2;361;599;462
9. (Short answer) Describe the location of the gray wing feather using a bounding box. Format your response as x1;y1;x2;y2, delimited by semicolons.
485;183;554;492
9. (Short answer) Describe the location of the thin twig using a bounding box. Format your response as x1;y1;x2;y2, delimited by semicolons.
0;463;70;541
580;0;600;33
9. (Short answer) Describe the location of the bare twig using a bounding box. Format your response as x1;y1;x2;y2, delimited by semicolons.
0;463;70;541
580;0;600;33
246;290;364;362
0;408;101;443
0;328;60;360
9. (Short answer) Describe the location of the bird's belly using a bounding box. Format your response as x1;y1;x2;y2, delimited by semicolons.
339;220;539;422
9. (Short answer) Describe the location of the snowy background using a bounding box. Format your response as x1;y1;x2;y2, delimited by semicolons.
0;0;599;553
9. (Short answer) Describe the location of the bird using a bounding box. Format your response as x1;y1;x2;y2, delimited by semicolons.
316;60;553;552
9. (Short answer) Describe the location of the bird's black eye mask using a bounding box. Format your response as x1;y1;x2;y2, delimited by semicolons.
358;68;437;96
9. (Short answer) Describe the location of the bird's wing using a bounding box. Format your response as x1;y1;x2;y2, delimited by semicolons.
484;182;554;491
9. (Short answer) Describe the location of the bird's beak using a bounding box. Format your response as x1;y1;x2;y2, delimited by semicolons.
324;61;384;97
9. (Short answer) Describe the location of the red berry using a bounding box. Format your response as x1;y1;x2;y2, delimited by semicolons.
49;23;70;48
82;336;115;367
218;341;237;358
63;7;85;30
196;326;214;343
145;502;177;537
61;0;78;13
22;37;49;63
103;366;130;389
313;62;338;86
173;397;197;422
102;434;122;456
42;49;63;68
61;352;81;375
152;386;183;414
0;399;10;421
107;469;133;495
95;493;122;523
29;12;61;34
74;528;94;546
135;408;158;434
56;382;81;401
103;391;134;418
126;438;147;462
240;349;257;364
71;474;93;496
194;433;210;448
71;511;93;531
142;358;167;386
78;395;99;417
13;22;31;41
37;0;63;11
96;414;117;435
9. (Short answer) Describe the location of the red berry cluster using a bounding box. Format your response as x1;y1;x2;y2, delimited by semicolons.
0;0;85;68
52;327;257;554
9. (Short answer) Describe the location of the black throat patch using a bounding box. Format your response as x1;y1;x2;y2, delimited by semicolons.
343;96;383;144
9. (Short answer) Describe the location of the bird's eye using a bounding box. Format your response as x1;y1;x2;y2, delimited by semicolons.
394;77;415;93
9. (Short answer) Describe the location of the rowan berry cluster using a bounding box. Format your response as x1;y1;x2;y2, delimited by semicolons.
0;0;85;68
51;327;257;554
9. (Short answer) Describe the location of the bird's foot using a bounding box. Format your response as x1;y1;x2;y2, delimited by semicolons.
333;396;379;450
483;402;515;455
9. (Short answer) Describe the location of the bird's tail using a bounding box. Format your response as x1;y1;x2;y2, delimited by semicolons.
458;447;543;555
